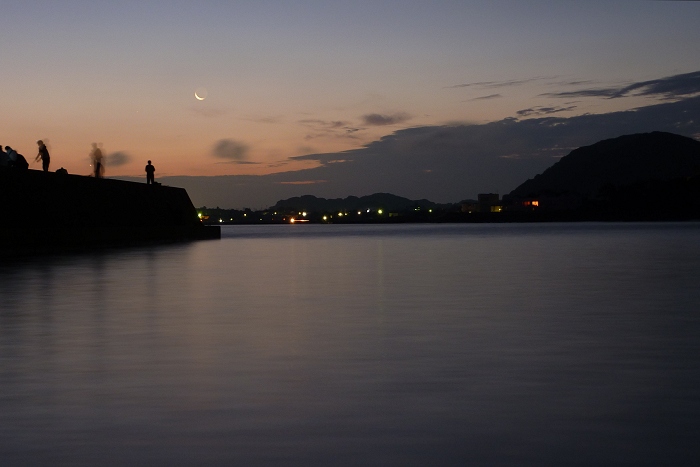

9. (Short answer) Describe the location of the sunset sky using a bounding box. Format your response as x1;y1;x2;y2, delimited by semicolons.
2;1;700;207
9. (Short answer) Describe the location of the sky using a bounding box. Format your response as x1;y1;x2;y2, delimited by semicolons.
2;1;700;208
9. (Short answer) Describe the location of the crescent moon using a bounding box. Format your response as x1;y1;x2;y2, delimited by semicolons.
194;91;205;101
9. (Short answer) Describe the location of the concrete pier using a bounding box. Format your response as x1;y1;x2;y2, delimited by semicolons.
1;167;219;256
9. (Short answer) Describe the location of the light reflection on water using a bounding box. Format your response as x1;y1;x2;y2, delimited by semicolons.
1;222;700;466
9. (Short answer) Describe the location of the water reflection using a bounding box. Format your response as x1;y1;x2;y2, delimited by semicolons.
1;223;699;465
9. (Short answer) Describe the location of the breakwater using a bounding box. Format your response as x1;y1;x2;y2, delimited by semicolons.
1;167;219;256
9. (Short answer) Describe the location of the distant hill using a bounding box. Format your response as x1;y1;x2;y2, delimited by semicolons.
201;131;700;223
272;193;446;212
507;132;700;199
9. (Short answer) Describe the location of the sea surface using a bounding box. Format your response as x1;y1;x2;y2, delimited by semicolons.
1;222;700;466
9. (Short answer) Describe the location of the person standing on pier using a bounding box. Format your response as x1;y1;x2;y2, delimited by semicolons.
36;140;50;172
91;143;104;178
145;160;155;185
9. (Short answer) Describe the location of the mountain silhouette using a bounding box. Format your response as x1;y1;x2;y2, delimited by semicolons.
272;193;443;212
507;131;700;199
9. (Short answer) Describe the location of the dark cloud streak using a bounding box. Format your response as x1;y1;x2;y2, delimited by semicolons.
447;76;554;89
299;119;363;139
543;70;700;100
516;105;577;117
470;94;502;101
361;113;411;126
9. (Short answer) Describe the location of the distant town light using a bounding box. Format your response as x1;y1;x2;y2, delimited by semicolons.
378;209;383;215
357;211;362;215
338;212;343;217
323;215;328;221
302;212;307;217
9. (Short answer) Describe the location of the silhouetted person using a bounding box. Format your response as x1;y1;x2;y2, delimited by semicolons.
0;145;8;167
91;143;104;178
6;146;29;170
5;146;17;165
145;160;155;185
15;153;29;170
36;140;50;172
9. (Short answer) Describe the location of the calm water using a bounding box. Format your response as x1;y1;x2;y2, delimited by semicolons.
1;222;700;466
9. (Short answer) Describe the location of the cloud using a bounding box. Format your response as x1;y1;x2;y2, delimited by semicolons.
516;105;577;117
447;76;554;89
105;151;131;167
470;94;503;101
542;70;700;100
304;131;361;141
212;139;249;161
554;79;598;87
160;94;700;209
541;88;627;99
299;119;364;139
298;119;349;128
361;112;411;126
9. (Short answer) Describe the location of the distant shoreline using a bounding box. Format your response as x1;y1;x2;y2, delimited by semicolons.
197;207;700;226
